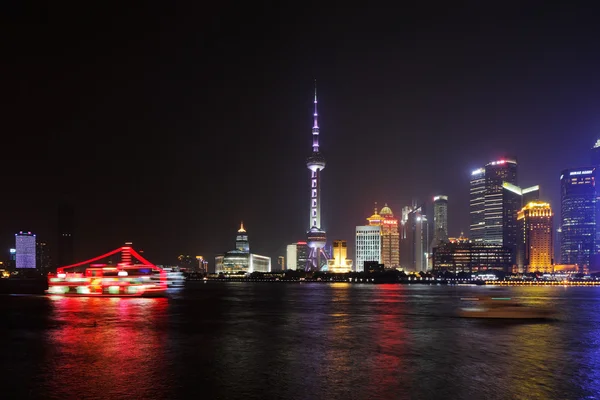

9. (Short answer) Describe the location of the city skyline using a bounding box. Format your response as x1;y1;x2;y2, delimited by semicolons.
4;3;600;264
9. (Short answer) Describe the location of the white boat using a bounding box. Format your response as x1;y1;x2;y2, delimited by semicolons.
163;268;185;288
457;298;556;320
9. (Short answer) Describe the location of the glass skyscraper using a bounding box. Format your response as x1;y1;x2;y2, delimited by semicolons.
560;168;596;266
470;159;518;244
483;159;518;244
469;168;486;242
432;195;449;246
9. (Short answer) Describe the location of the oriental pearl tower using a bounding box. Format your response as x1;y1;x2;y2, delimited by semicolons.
305;81;328;271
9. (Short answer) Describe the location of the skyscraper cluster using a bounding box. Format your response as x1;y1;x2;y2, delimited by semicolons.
261;84;600;276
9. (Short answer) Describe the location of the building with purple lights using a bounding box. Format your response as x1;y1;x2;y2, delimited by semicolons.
15;231;36;269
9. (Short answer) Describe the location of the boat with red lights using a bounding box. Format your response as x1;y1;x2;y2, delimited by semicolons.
47;244;167;297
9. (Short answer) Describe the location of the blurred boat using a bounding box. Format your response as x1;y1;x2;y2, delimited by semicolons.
457;297;556;320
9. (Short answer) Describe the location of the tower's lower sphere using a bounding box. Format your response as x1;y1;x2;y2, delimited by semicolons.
307;227;327;249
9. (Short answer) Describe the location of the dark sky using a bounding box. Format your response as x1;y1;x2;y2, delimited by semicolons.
3;2;600;265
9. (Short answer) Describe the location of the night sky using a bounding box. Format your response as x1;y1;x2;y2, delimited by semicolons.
4;2;600;265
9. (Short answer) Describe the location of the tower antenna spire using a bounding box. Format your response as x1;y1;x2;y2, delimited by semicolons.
312;79;319;152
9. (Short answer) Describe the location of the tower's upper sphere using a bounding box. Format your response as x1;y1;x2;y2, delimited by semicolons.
307;152;326;172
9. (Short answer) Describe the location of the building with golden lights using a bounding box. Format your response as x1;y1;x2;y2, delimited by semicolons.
326;240;353;273
517;202;553;273
355;204;400;271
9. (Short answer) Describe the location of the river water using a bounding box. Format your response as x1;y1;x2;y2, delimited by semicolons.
1;283;599;399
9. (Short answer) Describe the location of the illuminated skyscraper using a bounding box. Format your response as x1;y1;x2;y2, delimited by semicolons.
305;82;328;271
470;158;521;247
469;168;486;242
560;168;596;267
400;204;429;271
432;195;449;246
378;204;400;269
501;182;540;264
15;231;36;269
517;202;553;273
484;159;518;244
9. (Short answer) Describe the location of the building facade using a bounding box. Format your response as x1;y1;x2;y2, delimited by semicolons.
501;182;540;264
215;222;271;274
400;204;429;272
483;159;518;244
355;225;381;272
560;168;596;267
15;231;36;269
517;201;553;273
469;168;486;242
432;240;512;274
432;195;449;246
326;240;353;273
377;204;400;269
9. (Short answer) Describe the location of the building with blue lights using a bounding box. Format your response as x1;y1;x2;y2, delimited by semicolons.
560;168;596;267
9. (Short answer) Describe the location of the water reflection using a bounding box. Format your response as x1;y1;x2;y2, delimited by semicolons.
366;285;409;399
3;285;600;399
41;297;169;399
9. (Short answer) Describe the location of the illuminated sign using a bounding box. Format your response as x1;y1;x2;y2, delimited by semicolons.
570;170;593;176
471;168;484;175
433;195;448;202
488;159;516;167
383;219;398;225
9;248;15;254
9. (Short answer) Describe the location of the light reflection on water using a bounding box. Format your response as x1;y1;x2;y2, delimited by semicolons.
1;285;600;399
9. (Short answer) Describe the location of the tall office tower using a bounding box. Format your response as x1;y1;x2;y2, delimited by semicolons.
469;168;486;242
36;241;51;271
57;204;74;267
327;240;353;273
15;231;36;269
355;225;382;272
517;202;554;273
378;204;400;269
400;205;415;267
560;168;596;267
483;159;518;244
305;82;328;271
501;183;540;264
432;195;449;247
296;242;308;270
400;205;429;271
277;256;285;271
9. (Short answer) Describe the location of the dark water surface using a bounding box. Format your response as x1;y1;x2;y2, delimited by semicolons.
1;283;600;399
